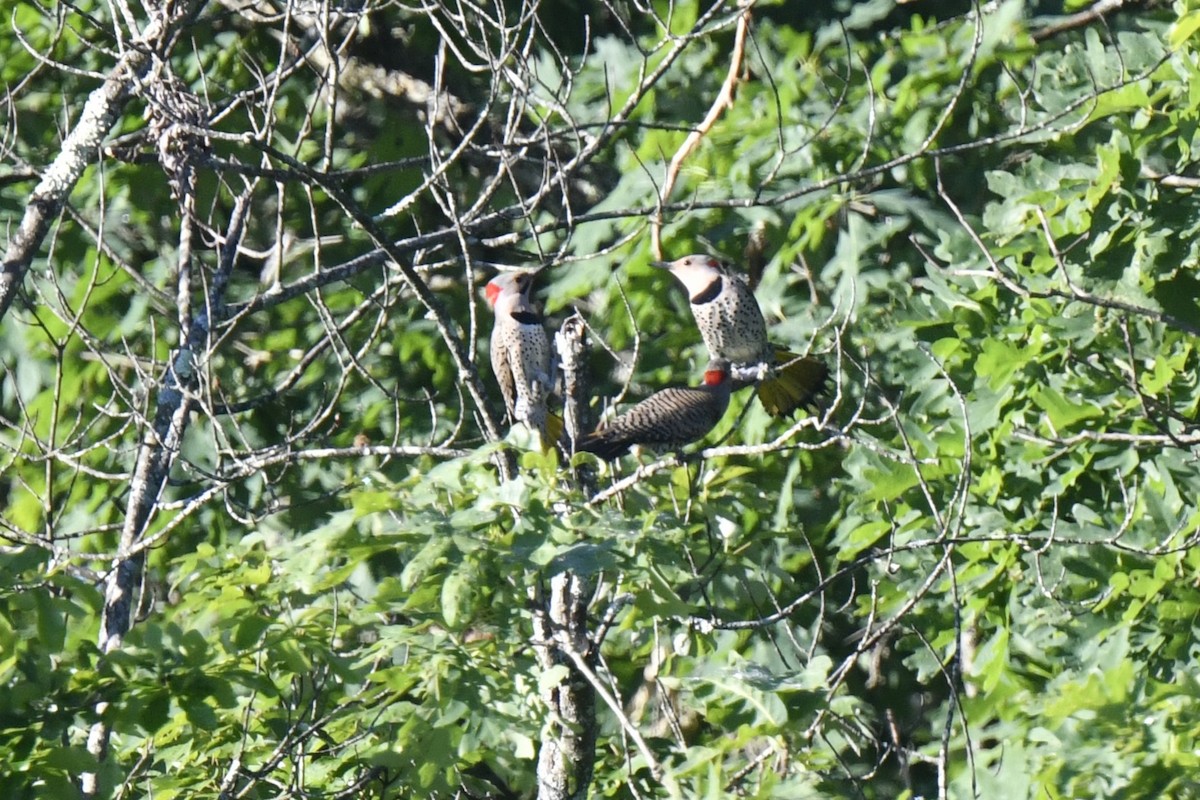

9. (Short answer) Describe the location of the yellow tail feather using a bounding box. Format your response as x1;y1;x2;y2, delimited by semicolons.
545;412;565;449
756;350;827;417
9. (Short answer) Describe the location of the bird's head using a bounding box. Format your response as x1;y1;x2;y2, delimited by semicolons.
485;271;534;309
651;254;723;297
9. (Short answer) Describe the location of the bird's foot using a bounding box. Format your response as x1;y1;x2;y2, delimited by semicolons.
729;361;771;385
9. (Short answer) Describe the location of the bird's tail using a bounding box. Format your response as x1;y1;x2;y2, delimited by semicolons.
756;349;827;417
545;412;565;449
575;430;627;461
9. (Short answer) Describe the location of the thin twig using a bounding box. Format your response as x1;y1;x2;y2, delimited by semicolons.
651;2;753;257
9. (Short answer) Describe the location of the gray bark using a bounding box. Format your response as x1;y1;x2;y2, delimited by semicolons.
555;313;595;496
80;186;246;800
0;3;200;324
533;572;598;800
534;313;597;799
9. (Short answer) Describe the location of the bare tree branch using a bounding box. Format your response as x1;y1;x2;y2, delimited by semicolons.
0;1;201;324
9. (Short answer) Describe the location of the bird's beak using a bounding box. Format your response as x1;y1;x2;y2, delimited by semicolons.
649;260;672;270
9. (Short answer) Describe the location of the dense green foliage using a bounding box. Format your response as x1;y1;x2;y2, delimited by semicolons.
4;0;1200;797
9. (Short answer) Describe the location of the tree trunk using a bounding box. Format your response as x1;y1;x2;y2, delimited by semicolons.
534;313;597;800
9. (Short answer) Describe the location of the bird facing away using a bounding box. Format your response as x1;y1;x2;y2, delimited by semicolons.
485;271;553;439
578;359;733;460
652;254;827;417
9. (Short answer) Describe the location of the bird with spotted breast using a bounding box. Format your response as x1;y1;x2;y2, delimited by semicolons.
578;359;733;460
651;254;826;417
485;271;554;441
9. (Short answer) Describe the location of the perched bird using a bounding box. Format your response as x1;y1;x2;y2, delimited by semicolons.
485;271;554;439
652;254;827;417
578;359;733;460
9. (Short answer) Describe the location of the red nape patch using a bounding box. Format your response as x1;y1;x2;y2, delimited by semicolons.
485;280;502;307
703;368;727;386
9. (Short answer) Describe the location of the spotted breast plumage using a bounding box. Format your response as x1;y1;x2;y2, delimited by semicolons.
485;271;553;438
652;254;827;417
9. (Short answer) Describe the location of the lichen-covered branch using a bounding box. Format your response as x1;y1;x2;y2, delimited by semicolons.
0;1;200;324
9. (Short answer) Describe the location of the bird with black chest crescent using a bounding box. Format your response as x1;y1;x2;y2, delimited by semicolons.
484;271;554;440
651;254;827;417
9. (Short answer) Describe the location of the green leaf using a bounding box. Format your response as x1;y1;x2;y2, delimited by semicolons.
975;338;1027;391
440;569;471;628
1169;11;1200;48
538;664;570;693
839;520;891;560
1032;385;1103;431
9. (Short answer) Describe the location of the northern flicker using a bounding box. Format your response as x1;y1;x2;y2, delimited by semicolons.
578;359;732;460
652;254;826;417
485;271;554;439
